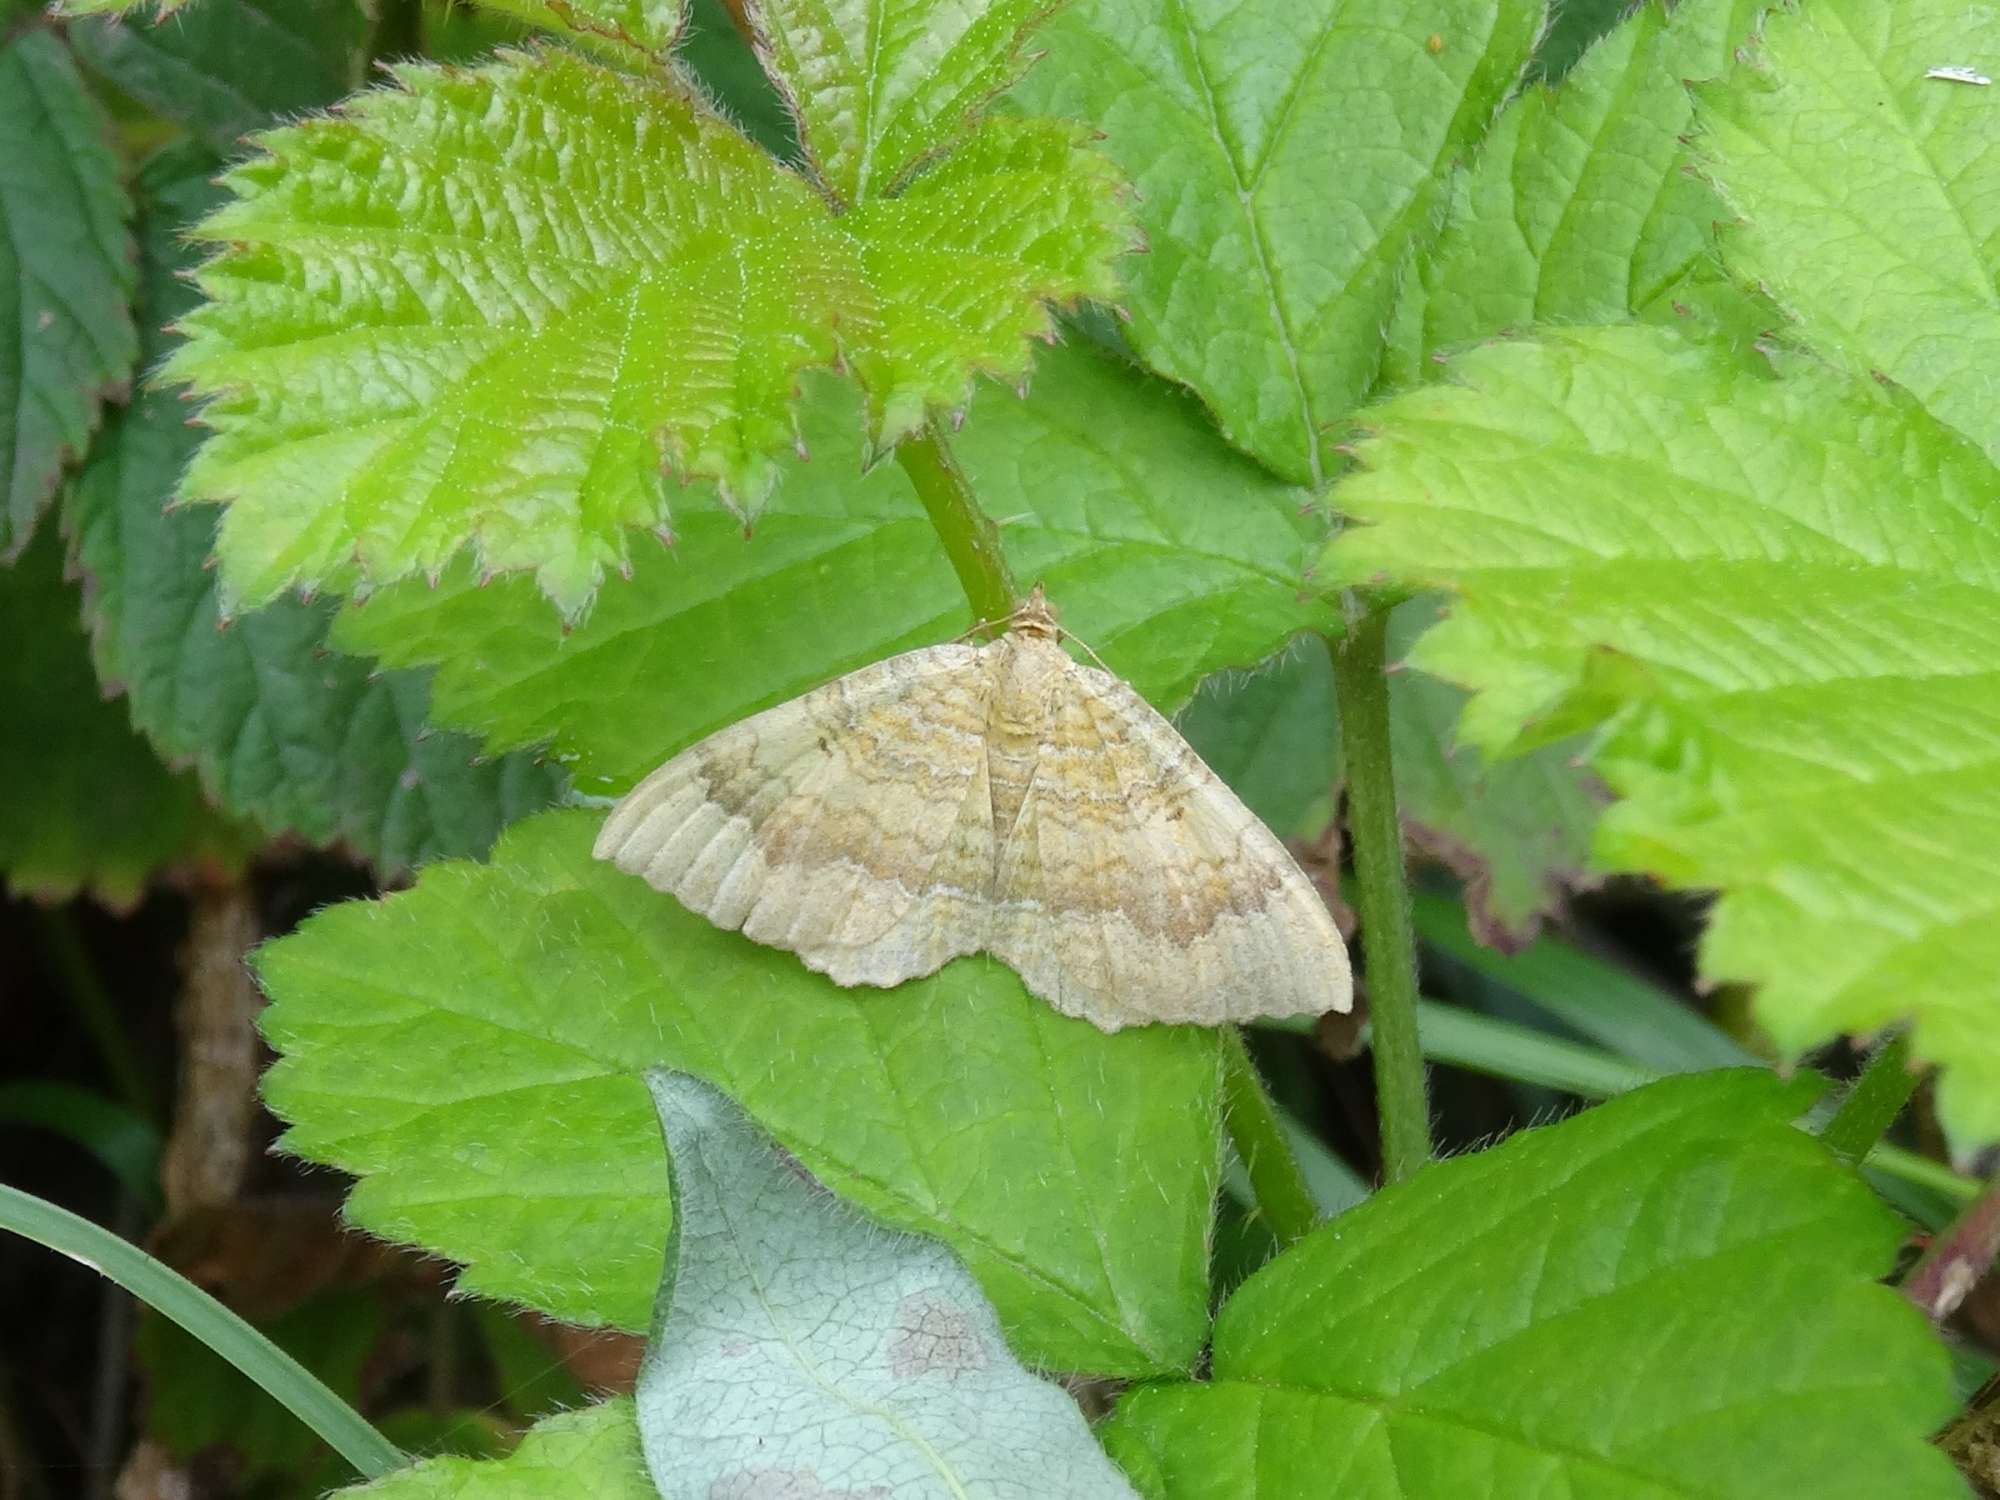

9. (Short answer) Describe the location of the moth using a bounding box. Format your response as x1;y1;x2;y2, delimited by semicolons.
595;588;1352;1030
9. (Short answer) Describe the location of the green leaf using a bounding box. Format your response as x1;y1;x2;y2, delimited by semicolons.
1325;324;2000;1146
1177;601;1598;944
1012;0;1542;485
0;32;137;557
1404;0;1767;379
469;0;687;63
258;808;1223;1375
168;47;1130;617
65;146;565;872
638;1071;1141;1494
1696;0;2000;464
68;0;368;155
746;0;1054;205
332;343;1333;795
0;525;250;906
1104;1070;1963;1499
338;1402;651;1499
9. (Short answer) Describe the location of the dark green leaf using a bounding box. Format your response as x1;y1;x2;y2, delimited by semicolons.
0;31;136;556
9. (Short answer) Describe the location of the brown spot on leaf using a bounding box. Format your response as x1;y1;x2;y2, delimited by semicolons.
887;1291;988;1379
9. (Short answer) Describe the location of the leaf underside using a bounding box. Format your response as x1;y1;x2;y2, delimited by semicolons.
637;1071;1140;1496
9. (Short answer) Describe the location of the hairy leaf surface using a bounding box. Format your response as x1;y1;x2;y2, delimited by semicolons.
66;147;563;871
637;1072;1140;1495
1013;0;1541;484
1106;1071;1962;1498
1697;0;2000;463
333;345;1334;794
168;48;1128;617
1327;324;2000;1144
0;33;137;557
258;809;1222;1374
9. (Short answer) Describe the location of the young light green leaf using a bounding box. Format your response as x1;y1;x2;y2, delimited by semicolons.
745;0;1053;205
65;147;564;872
1326;324;2000;1146
0;32;137;558
331;344;1333;795
1404;0;1767;377
639;1070;1141;1496
1011;0;1542;484
1697;0;2000;464
0;527;250;907
1106;1070;1963;1498
168;48;1128;618
68;0;368;155
337;1402;651;1499
258;809;1222;1375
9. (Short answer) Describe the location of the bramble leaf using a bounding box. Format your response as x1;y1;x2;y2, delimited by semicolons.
257;809;1223;1375
338;1403;651;1498
1326;324;2000;1145
1403;0;1767;377
467;0;687;60
68;0;369;154
65;147;564;871
1697;0;2000;464
1012;0;1541;484
0;527;250;907
637;1071;1140;1495
332;343;1334;795
1105;1071;1963;1498
0;32;137;557
746;0;1054;205
168;47;1129;617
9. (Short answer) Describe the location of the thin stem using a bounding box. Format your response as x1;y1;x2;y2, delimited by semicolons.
1328;615;1431;1182
894;422;1018;625
1903;1171;2000;1323
1218;1028;1319;1245
0;1185;404;1481
1819;1032;1918;1163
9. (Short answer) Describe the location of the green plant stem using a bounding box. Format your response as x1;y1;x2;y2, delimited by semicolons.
1328;615;1431;1182
37;909;158;1122
1219;1028;1320;1245
0;1184;404;1481
1819;1032;1918;1163
895;422;1018;625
